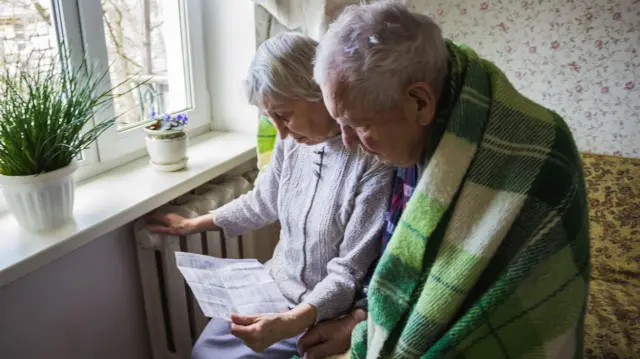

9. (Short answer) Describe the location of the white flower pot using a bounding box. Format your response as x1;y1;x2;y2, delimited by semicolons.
144;128;188;171
0;161;78;232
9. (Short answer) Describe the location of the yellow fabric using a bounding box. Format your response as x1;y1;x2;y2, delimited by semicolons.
581;153;640;359
326;352;350;359
258;151;273;172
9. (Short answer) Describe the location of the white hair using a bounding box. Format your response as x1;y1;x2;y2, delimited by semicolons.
313;2;449;111
244;32;322;109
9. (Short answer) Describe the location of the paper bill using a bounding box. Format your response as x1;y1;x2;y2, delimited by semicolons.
175;252;290;320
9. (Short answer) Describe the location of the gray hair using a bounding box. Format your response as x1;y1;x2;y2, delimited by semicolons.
314;2;449;111
244;32;322;109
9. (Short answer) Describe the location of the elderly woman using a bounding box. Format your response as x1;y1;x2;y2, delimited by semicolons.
298;3;590;359
150;32;392;359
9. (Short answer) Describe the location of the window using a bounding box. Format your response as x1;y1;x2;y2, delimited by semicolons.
0;0;210;213
102;0;190;130
0;1;57;71
80;0;210;162
0;0;210;170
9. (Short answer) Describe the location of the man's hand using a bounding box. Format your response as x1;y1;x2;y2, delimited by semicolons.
230;304;317;353
298;309;367;359
147;212;215;236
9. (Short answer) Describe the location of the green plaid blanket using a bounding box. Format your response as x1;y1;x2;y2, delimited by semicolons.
351;42;590;358
257;115;278;172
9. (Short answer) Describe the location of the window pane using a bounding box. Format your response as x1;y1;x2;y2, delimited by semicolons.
0;1;56;69
102;0;190;130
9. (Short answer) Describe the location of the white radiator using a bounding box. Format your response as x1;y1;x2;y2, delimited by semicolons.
134;171;279;359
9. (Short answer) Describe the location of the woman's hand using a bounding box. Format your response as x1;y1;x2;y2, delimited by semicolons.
298;309;367;359
230;304;317;353
147;213;216;236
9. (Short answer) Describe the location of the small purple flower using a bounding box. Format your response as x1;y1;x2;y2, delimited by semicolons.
176;114;183;122
182;113;189;125
163;113;171;121
150;110;156;119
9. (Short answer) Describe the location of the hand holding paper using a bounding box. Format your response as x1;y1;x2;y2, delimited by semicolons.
230;303;318;353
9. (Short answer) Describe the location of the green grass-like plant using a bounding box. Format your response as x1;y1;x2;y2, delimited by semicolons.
0;49;138;176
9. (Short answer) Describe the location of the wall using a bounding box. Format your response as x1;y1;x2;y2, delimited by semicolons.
408;0;640;158
203;0;259;134
0;224;151;359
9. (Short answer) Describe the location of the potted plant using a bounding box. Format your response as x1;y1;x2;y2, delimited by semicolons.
144;112;189;172
0;51;137;231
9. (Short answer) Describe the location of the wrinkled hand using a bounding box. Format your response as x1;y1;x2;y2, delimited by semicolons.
147;212;196;236
230;312;299;353
298;309;367;359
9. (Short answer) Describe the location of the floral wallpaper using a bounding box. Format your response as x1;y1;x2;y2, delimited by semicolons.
410;0;639;158
255;0;640;157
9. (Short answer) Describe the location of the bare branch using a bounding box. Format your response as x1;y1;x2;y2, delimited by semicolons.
32;1;50;24
102;9;142;70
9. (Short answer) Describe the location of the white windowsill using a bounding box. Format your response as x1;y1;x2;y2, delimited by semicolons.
0;131;256;289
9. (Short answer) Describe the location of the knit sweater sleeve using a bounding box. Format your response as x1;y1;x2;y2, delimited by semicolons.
211;139;283;238
302;157;392;322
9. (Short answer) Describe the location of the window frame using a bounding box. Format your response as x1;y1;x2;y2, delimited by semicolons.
55;0;101;166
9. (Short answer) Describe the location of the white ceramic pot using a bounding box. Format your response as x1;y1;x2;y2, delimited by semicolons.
0;161;78;231
144;128;188;171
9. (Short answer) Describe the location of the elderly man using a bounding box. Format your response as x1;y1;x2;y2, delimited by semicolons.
298;3;590;359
